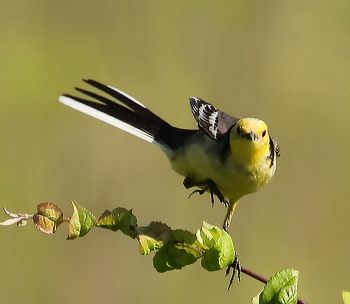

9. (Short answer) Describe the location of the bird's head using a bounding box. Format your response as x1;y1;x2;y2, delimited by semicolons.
230;118;270;165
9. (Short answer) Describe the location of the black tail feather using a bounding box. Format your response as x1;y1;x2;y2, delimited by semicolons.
63;79;196;151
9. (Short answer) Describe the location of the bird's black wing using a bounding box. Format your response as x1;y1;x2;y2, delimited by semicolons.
268;135;280;167
189;97;239;141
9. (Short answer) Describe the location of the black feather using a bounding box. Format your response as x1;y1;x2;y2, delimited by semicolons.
189;97;239;141
64;80;195;151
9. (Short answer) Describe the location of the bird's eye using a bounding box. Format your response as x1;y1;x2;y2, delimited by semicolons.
262;130;267;137
237;126;241;135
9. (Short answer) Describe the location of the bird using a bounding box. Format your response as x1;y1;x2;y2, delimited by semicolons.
59;79;280;230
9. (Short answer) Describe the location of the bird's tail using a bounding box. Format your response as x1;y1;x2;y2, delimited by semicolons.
59;79;193;151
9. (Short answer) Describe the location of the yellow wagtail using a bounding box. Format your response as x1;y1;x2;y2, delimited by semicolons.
59;79;280;230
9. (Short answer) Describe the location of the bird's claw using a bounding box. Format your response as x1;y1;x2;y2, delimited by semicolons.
184;176;228;208
226;251;241;290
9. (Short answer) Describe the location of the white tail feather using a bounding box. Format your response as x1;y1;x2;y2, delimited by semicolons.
107;85;147;108
59;95;155;144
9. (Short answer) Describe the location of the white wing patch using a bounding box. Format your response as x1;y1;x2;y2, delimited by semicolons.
198;103;207;120
197;102;219;138
208;110;218;138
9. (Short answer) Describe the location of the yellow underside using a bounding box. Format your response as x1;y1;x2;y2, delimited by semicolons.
165;135;275;228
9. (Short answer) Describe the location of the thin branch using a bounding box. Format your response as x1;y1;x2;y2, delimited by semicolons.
0;207;33;227
241;266;268;284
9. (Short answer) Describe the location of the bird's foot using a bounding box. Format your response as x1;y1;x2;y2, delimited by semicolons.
183;176;228;207
225;251;241;290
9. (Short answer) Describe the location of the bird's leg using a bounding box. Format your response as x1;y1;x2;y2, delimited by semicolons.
223;199;239;231
183;176;241;287
225;251;241;290
183;176;228;207
222;200;241;288
184;177;214;206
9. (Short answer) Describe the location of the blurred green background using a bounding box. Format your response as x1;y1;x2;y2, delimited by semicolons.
1;1;349;303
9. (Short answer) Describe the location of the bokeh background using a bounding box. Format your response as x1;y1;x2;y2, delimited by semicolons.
1;1;349;303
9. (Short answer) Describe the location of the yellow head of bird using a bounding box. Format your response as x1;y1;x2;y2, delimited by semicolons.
229;118;270;165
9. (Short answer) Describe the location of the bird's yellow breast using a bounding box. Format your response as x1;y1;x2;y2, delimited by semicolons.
166;133;275;202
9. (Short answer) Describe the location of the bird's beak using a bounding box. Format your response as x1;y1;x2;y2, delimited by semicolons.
242;132;258;141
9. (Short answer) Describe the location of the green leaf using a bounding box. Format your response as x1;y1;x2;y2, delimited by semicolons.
67;200;96;240
136;222;173;255
138;234;163;255
173;229;197;244
152;245;173;273
259;269;299;304
173;229;203;259
96;207;137;238
153;243;198;273
196;222;235;271
152;229;204;272
252;293;261;304
343;291;350;304
196;221;220;248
